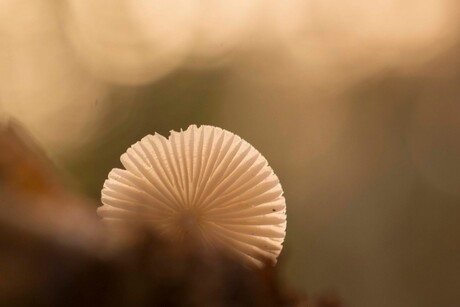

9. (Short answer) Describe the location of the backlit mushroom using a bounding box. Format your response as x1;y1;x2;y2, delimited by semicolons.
98;125;286;267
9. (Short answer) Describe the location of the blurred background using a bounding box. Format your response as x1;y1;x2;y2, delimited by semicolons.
1;0;460;306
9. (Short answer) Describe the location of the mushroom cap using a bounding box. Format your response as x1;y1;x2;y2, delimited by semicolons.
99;125;286;267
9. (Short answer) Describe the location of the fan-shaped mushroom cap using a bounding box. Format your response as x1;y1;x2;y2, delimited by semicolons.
99;125;286;267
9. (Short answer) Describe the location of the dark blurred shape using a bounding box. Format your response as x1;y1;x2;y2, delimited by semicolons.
0;119;60;198
314;291;343;307
0;219;302;306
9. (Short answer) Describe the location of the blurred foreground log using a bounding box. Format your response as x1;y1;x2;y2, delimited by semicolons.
0;119;339;306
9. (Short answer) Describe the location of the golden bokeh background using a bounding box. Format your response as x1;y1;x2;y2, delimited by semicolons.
1;1;460;306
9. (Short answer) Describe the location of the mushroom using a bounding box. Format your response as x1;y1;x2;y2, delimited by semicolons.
98;125;286;267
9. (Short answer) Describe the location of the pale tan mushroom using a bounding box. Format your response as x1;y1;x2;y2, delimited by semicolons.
98;125;286;267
